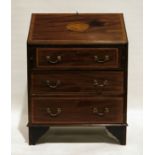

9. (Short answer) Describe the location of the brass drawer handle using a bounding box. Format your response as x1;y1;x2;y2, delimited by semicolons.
46;107;61;117
93;107;109;116
94;79;109;87
46;55;61;64
94;55;110;63
45;80;61;88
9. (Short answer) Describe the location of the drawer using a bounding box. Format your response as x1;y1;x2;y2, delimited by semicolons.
36;48;120;69
31;71;124;96
31;97;124;124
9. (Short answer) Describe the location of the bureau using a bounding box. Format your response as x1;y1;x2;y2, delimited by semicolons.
27;13;128;145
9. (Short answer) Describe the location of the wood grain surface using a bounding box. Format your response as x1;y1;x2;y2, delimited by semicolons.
27;13;128;145
28;13;128;45
31;97;124;124
31;71;124;96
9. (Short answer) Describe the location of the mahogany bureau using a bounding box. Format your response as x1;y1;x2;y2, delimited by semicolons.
27;13;128;145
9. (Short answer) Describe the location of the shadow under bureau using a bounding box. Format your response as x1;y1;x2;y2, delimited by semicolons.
27;13;128;145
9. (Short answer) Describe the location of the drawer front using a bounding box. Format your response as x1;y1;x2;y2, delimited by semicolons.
31;71;124;95
36;48;120;69
31;97;124;124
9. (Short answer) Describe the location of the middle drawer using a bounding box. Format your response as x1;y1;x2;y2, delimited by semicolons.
31;71;124;96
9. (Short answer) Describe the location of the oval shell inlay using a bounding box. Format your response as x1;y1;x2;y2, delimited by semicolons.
66;22;90;32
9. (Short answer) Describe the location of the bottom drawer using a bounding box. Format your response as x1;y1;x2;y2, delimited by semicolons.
31;97;124;124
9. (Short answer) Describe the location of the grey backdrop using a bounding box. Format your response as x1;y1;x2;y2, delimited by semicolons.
12;0;142;155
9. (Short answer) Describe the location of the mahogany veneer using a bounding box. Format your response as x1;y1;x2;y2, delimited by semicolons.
27;13;128;145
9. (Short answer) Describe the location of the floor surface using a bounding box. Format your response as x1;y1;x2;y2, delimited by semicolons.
12;107;142;155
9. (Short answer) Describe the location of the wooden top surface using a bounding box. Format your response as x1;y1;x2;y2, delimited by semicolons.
28;13;128;45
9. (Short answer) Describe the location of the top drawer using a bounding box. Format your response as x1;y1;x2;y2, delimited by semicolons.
36;48;120;69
